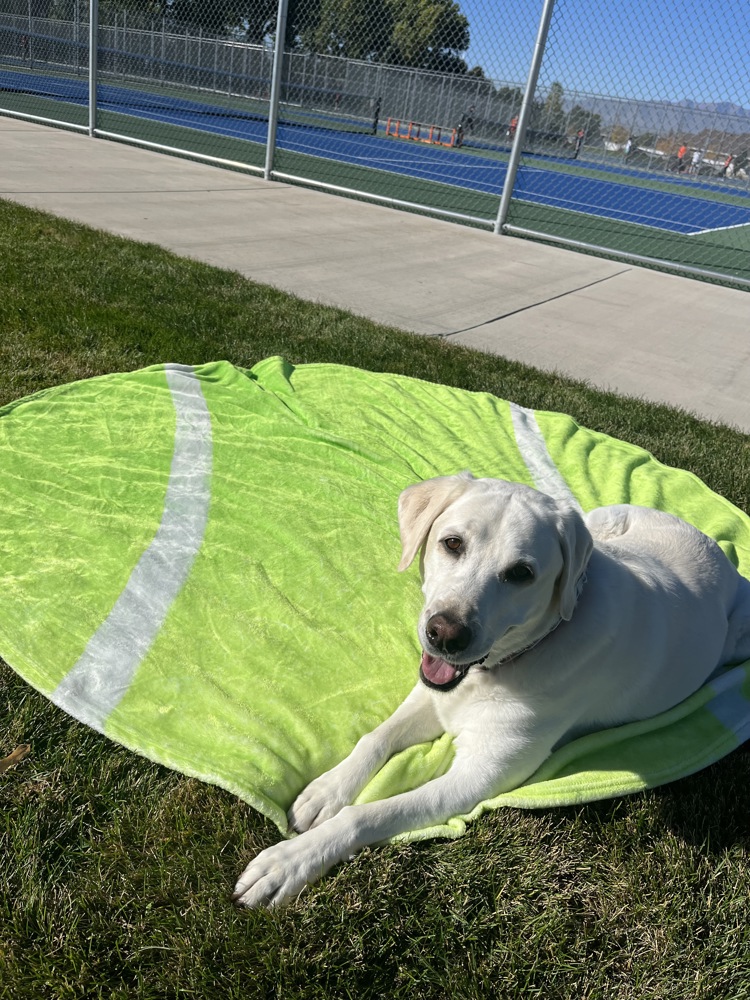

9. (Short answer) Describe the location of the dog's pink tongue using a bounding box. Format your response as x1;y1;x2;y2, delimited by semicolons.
420;651;459;686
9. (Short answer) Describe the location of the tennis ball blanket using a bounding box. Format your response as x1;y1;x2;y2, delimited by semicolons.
1;358;749;841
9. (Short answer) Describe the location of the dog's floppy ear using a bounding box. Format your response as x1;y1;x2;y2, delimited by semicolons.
555;504;593;620
398;473;475;571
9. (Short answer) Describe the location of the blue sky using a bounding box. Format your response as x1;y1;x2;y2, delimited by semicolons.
458;0;750;109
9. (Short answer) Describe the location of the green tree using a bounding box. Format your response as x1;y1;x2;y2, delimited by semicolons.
8;0;51;13
387;0;469;70
541;80;565;132
566;104;602;141
303;0;469;71
95;0;250;33
303;0;391;59
609;123;629;145
90;0;473;69
167;0;254;35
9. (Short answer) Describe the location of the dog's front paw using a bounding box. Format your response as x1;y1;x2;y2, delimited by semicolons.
232;838;311;908
233;822;347;908
288;768;355;833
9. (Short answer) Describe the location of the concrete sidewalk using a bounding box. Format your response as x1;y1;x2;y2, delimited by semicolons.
2;115;748;431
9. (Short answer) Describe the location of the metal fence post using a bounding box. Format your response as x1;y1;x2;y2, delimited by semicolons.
264;0;290;182
493;0;556;235
88;0;98;136
27;0;33;68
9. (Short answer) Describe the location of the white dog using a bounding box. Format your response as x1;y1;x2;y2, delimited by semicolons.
233;473;750;907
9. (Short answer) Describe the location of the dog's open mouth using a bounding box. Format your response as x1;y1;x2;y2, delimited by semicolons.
419;651;487;691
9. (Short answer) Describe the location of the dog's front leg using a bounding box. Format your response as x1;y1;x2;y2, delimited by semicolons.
233;733;548;908
289;681;441;834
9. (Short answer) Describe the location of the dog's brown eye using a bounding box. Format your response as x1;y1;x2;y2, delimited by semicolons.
443;536;462;553
504;562;534;583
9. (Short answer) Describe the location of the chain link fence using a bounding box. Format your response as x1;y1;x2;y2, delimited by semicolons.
1;0;749;286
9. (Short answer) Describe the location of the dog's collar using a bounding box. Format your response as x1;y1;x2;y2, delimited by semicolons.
494;615;564;665
493;569;587;667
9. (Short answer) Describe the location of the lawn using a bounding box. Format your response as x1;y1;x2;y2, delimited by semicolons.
1;197;749;999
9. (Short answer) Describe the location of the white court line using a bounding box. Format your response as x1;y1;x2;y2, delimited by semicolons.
353;152;502;173
688;219;750;236
52;365;212;732
515;174;700;231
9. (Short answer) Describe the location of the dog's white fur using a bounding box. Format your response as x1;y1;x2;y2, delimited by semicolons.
233;473;750;907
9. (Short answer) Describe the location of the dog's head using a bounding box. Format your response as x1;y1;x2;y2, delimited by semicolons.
398;473;593;691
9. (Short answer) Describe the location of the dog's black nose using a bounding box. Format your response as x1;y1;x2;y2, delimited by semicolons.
426;614;472;655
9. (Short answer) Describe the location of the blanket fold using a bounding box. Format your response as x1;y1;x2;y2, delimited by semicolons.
1;358;748;841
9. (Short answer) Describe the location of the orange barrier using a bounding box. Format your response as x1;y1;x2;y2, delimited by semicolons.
385;118;457;148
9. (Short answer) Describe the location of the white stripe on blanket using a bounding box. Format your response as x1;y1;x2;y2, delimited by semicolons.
51;365;212;731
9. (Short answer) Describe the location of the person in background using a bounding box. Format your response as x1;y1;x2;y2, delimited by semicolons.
455;105;475;148
507;114;519;139
690;149;702;174
573;128;585;159
676;143;687;172
625;136;639;162
371;97;381;136
734;151;749;180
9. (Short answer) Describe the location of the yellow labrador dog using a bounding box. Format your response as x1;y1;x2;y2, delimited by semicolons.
233;473;750;907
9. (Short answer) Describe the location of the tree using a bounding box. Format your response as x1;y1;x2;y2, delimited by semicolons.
243;0;283;43
541;80;565;133
387;0;469;71
95;0;251;33
608;123;629;145
91;0;473;72
166;0;252;35
492;84;523;126
567;104;602;141
302;0;391;60
302;0;469;71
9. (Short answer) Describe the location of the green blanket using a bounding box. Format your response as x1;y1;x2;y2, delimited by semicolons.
1;358;749;841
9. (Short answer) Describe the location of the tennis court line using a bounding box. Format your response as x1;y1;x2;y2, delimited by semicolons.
689;220;750;236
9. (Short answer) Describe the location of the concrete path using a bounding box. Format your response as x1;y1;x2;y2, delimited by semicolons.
2;115;748;431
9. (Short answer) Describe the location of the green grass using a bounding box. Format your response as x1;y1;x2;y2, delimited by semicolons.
1;197;750;999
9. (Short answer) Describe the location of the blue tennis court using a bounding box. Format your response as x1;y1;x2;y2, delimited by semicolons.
4;68;750;237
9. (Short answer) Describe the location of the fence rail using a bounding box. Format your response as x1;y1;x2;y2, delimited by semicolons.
1;0;749;288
